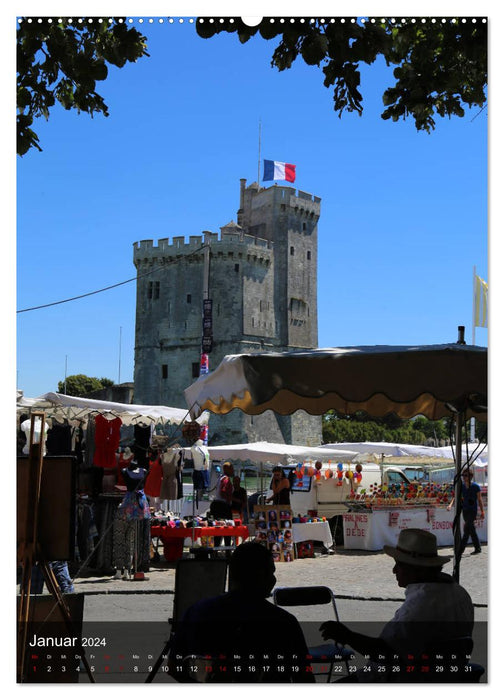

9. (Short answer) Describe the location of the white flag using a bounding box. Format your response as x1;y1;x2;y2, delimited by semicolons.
474;274;488;328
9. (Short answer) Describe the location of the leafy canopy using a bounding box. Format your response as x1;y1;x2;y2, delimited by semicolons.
196;17;487;132
57;374;114;396
17;17;149;155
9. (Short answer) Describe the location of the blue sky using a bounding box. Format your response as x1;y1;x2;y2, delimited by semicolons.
16;8;489;399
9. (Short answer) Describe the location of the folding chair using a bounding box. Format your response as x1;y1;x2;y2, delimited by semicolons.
145;558;228;682
273;585;352;682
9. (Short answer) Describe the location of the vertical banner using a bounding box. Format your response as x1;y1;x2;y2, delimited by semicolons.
474;273;488;329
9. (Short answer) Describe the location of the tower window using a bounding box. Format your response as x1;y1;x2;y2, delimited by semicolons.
307;251;311;260
303;222;307;231
290;246;295;256
192;362;200;378
148;281;160;299
187;294;192;303
235;263;240;272
162;364;168;379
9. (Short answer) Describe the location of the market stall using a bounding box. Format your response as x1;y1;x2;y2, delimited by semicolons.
17;391;209;574
343;506;487;550
184;340;487;580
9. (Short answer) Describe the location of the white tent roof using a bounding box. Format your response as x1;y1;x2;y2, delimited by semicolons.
17;391;208;427
183;441;358;465
322;441;488;466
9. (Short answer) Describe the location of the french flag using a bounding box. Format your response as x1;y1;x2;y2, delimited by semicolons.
263;159;296;183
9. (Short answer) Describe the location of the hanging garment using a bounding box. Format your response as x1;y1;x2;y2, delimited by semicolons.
144;457;163;498
93;414;122;468
191;440;210;470
133;424;152;468
46;421;72;455
84;417;96;468
117;452;134;486
112;518;151;572
161;449;184;500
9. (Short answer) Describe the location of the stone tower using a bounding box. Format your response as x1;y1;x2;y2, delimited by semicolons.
133;180;322;445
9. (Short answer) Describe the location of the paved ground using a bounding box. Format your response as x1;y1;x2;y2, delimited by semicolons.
72;542;488;609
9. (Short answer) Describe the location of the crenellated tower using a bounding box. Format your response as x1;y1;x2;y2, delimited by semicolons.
133;180;322;445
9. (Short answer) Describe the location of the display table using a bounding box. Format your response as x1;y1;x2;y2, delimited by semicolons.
291;521;333;548
343;506;488;551
151;524;250;561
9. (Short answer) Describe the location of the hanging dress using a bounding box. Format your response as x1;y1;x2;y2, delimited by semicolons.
144;456;163;498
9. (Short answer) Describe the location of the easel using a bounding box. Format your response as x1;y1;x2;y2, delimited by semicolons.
17;412;95;683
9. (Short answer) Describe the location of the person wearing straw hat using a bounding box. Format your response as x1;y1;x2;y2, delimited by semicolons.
320;529;474;681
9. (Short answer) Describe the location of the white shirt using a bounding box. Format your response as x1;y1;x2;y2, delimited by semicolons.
380;578;474;657
21;418;48;456
191;441;209;471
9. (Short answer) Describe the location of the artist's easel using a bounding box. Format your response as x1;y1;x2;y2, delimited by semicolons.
17;412;95;683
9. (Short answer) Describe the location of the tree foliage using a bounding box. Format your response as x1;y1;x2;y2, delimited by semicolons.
57;374;114;396
196;17;487;132
17;17;149;155
322;411;487;445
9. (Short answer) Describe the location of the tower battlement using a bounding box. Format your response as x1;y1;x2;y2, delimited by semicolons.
133;229;273;263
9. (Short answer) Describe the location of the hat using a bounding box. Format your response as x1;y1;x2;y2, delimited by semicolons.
383;528;452;567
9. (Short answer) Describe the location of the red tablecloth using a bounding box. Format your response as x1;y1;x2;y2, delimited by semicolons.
151;524;249;541
151;524;250;560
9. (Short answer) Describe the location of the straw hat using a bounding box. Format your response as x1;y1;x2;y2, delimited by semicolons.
383;528;452;567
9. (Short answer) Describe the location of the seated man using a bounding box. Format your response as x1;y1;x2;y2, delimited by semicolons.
320;528;474;682
169;542;314;683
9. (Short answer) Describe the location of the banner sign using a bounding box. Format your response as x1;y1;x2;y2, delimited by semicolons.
343;507;487;550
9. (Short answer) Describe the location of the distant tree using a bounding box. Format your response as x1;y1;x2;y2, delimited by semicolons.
197;17;487;132
412;416;449;443
17;17;149;155
58;374;114;396
322;411;444;445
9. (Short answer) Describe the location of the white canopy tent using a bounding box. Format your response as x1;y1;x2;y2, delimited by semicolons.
322;441;488;467
184;440;358;465
17;391;208;427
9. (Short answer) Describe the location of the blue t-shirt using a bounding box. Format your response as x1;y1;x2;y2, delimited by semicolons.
461;482;481;513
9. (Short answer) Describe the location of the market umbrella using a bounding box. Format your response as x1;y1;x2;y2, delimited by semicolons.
185;342;487;580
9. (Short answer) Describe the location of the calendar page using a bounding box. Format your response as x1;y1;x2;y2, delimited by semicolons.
16;7;488;686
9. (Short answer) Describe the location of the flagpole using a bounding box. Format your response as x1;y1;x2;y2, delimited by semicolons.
258;119;261;186
472;265;476;345
470;266;476;441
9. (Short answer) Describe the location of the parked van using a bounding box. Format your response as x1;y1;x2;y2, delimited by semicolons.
287;462;411;518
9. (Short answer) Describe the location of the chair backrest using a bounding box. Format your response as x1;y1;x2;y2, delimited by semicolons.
273;586;340;644
274;585;334;607
173;559;228;623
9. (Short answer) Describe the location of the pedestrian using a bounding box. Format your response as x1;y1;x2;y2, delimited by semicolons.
320;528;474;681
210;461;234;519
231;475;248;522
266;466;291;506
210;461;234;546
448;468;485;555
